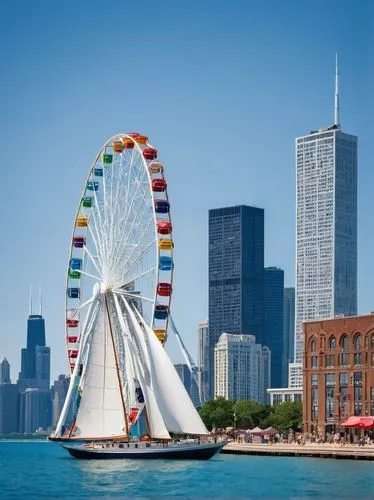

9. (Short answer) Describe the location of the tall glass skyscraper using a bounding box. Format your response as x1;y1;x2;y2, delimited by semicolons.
295;60;357;363
197;320;209;403
264;267;284;388
208;205;264;398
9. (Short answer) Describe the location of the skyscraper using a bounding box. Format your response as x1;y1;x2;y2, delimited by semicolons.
295;57;357;364
264;267;285;388
283;287;295;381
18;291;52;432
214;333;270;403
52;374;69;427
208;205;264;398
174;363;200;407
0;358;10;384
197;320;209;403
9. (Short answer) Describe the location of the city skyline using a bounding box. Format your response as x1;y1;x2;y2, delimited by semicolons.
0;1;373;380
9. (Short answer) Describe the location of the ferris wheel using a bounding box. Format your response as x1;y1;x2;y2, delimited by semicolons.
65;133;174;375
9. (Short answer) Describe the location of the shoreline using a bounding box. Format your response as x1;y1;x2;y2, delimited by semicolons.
222;442;374;460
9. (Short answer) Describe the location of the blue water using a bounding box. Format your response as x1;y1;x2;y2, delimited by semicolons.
0;442;373;498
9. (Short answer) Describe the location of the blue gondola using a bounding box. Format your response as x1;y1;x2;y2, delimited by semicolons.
154;305;169;320
94;167;103;177
87;181;99;191
69;258;82;270
155;200;170;214
159;256;173;271
67;288;80;299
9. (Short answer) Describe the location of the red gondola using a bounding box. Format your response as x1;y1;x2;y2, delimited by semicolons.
67;336;78;343
157;221;172;235
143;148;157;160
157;282;172;297
66;319;79;328
69;350;79;359
152;179;167;192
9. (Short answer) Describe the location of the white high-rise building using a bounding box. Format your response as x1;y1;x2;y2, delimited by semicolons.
214;333;271;403
294;56;357;364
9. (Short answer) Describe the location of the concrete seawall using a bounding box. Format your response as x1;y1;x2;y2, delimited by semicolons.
222;442;374;460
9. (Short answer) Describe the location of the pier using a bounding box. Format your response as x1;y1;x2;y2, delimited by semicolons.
222;442;374;460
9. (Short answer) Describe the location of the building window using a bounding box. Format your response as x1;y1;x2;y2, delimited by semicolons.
329;337;336;353
311;356;318;368
311;388;318;420
285;394;292;402
339;387;348;419
371;388;374;416
371;334;374;350
326;355;334;367
354;387;363;416
354;372;362;386
341;335;349;352
325;374;335;386
354;352;362;366
354;335;361;352
339;373;348;386
325;387;334;419
372;352;374;367
340;353;349;367
273;394;283;405
294;394;302;402
311;374;318;386
311;339;316;353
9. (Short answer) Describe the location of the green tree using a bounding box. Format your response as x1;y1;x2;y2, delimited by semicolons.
199;397;235;430
267;401;303;431
233;400;271;429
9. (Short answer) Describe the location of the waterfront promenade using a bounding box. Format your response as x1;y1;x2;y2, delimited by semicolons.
222;441;374;460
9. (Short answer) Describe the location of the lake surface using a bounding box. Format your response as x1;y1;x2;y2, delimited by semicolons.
0;441;373;498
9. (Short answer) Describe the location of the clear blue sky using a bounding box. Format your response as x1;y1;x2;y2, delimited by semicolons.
0;0;373;381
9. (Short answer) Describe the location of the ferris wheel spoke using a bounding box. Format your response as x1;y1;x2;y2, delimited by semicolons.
87;223;104;268
111;191;150;273
117;236;155;281
113;289;154;303
116;225;156;280
117;266;157;290
83;244;102;277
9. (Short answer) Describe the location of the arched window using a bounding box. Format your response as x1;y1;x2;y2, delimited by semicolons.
311;339;316;353
329;337;336;353
341;335;349;353
354;335;361;352
371;334;374;350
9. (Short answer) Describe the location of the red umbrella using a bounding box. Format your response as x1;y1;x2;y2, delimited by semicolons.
341;416;374;429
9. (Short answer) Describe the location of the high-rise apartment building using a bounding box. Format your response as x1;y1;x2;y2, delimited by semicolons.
0;358;10;384
52;374;69;428
214;333;270;403
264;267;284;388
197;320;209;403
283;287;295;381
295;58;357;365
208;205;264;398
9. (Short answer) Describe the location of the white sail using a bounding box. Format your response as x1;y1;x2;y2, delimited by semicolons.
134;309;209;436
73;301;127;439
116;293;171;440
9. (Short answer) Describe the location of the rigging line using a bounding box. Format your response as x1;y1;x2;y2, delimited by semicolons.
110;188;150;273
114;218;155;280
116;266;157;290
90;168;107;257
83;244;102;277
104;293;129;437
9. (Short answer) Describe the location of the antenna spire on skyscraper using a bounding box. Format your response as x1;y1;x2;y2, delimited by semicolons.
39;287;43;316
334;52;340;127
29;287;33;316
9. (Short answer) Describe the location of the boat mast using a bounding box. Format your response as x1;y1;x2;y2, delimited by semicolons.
104;293;129;437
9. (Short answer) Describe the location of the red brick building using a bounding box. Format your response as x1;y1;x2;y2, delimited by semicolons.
303;314;374;434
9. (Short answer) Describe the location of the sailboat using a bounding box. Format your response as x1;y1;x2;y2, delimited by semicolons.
50;291;224;459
